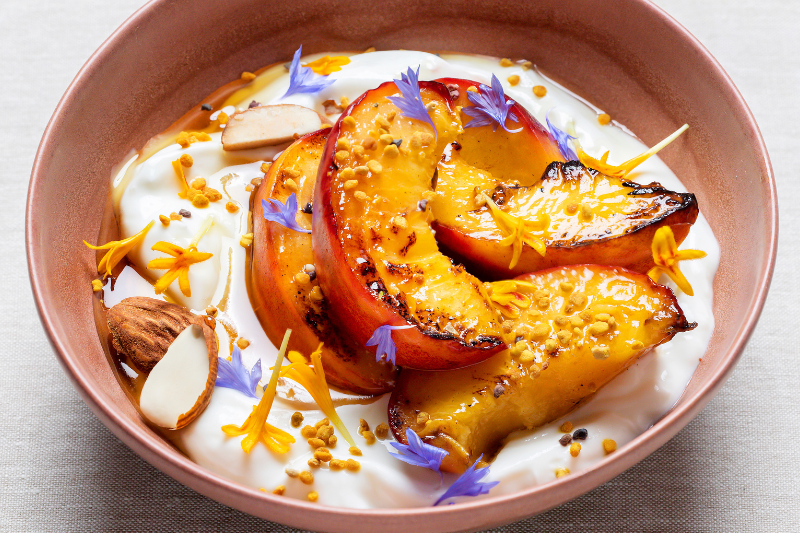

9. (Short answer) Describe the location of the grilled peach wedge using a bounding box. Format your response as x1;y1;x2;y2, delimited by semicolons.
388;265;695;473
432;161;698;279
251;129;397;394
313;80;508;370
436;77;563;186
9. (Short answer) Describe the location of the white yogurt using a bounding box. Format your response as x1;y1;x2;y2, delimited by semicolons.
109;51;719;508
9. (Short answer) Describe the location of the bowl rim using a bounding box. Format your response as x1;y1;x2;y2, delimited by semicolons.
26;0;778;529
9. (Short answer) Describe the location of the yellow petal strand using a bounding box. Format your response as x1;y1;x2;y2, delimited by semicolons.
649;226;706;296
574;124;689;178
667;265;694;296
676;249;708;261
83;221;154;278
178;268;192;297
152;268;180;295
173;159;191;197
151;241;184;256
222;330;293;454
146;258;177;270
484;198;548;268
280;344;357;449
304;55;351;75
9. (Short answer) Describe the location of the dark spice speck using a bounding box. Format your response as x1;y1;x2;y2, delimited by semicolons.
417;199;428;211
302;202;313;214
178;209;192;218
559;434;572;446
515;335;524;343
308;271;317;281
493;384;505;398
249;100;261;108
200;103;213;111
572;428;588;440
391;138;402;147
452;141;462;151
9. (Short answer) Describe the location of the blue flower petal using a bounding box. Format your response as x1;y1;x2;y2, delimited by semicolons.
215;346;262;398
387;66;438;137
281;45;336;99
433;454;499;506
389;428;448;473
365;323;414;365
546;109;578;161
463;74;522;134
262;192;311;233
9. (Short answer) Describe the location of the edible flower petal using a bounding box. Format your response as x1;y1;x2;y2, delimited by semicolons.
304;55;351;75
390;428;448;474
487;280;537;319
262;192;311;234
222;330;295;453
147;217;214;297
647;226;706;296
571;123;689;178
366;324;415;365
83;221;154;279
546;109;578;161
216;345;262;398
279;342;358;450
282;45;336;99
433;454;499;506
387;66;438;137
462;74;522;134
483;196;550;269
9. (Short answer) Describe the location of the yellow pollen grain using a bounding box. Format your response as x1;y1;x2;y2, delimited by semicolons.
315;418;330;429
284;178;298;192
335;150;350;163
362;431;376;445
308;457;320;468
340;167;355;180
603;439;618;454
555;468;570;478
192;194;209;208
236;338;250;349
307;491;319;502
239;233;254;247
570;442;581;457
375;423;390;440
314;448;333;462
308;437;327;448
226;201;239;213
91;279;103;292
534;289;550;299
592;346;610;360
507;74;520;86
559;421;574;433
260;162;272;173
316;425;334;442
557;330;572;345
379;133;394;145
343;180;359;191
159;214;171;226
466;86;478;93
533;85;547;97
598;113;611;126
328;435;337;447
565;203;579;215
191;177;206;190
349;446;362;456
330;459;346;470
218;112;229;125
500;58;513;67
532;323;550;338
309;286;324;303
291;412;304;428
366;160;383;174
273;485;285;495
170;212;182;221
285;468;299;478
336;138;351;151
521;60;532;70
554;315;568;327
301;425;317;439
595;313;611;322
354;191;368;202
362;137;378;150
345;459;361;472
631;340;644;350
537;297;551;309
375;115;391;129
545;339;559;353
519;350;535;363
294;272;311;286
354;166;369;177
580;202;593;221
571;294;588;308
180;154;193;167
560;281;574;293
340;96;350;108
383;144;400;158
205;305;218;317
589;321;610;336
241;71;256;82
342;116;356;128
391;216;407;230
352;145;366;158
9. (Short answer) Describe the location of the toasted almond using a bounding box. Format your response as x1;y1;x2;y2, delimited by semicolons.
138;320;218;429
221;104;331;151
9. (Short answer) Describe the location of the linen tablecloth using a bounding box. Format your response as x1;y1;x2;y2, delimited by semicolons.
2;0;797;530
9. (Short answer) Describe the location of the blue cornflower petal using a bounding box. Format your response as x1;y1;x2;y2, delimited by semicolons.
262;192;311;234
215;346;262;398
389;428;448;473
281;45;336;99
365;323;415;365
433;454;499;506
462;74;523;134
387;66;438;137
546;109;578;161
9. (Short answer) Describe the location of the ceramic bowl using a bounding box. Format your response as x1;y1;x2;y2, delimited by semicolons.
26;0;777;531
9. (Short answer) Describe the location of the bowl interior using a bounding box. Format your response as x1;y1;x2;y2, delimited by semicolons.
27;0;776;531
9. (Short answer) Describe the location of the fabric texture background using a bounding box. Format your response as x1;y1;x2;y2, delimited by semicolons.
2;0;797;531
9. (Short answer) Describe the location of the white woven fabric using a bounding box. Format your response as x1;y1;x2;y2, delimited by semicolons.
2;0;797;530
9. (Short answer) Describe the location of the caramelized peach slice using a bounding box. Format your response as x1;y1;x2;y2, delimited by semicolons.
432;161;698;279
437;78;563;186
388;265;695;473
313;81;507;370
251;129;396;394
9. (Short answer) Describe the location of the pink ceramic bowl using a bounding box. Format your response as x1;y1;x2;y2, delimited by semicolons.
26;0;777;531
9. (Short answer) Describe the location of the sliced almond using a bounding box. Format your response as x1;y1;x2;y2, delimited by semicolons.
221;104;330;151
138;321;218;429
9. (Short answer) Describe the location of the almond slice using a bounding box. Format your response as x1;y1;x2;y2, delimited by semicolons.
138;321;218;429
221;104;330;151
